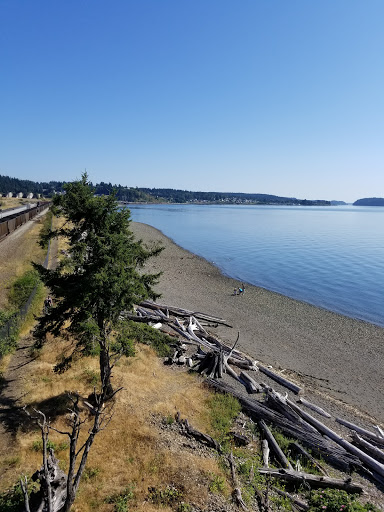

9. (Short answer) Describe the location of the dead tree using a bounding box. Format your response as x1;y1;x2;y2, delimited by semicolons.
22;378;122;511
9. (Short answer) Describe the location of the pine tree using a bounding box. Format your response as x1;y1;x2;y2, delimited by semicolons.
34;174;163;394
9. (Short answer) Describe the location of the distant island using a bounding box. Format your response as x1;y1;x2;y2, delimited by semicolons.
0;174;331;206
353;197;384;206
330;200;348;206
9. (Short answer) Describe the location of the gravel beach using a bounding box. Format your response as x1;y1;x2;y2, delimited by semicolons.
131;221;384;424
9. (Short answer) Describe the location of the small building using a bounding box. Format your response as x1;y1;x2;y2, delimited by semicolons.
17;192;23;198
6;192;13;198
27;193;34;199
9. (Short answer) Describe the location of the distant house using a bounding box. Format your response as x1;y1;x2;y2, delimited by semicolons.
27;193;34;199
6;192;13;198
17;192;23;198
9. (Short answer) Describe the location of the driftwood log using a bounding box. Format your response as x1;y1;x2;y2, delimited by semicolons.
177;416;221;452
140;300;233;327
262;439;270;467
206;378;361;472
336;417;384;447
286;400;384;480
352;433;384;464
228;452;248;510
239;371;262;393
258;365;303;395
257;468;363;493
298;398;331;418
290;442;329;476
259;420;293;470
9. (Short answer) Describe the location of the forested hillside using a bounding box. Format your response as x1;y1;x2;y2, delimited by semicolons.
353;197;384;206
0;174;331;205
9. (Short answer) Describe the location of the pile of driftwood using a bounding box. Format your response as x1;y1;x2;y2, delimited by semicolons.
126;301;384;497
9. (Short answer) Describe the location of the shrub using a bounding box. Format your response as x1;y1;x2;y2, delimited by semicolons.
115;320;173;357
8;270;40;309
147;485;183;506
105;484;135;512
308;489;380;512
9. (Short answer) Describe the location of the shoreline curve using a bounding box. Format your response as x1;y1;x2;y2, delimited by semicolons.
131;221;384;423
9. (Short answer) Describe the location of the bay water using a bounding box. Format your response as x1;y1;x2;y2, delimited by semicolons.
128;204;384;327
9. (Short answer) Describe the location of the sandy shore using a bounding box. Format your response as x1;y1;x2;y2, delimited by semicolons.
131;221;384;424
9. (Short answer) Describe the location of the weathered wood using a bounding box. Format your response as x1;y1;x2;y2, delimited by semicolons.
259;419;293;470
205;378;362;472
266;390;318;434
336;417;384;447
140;300;232;326
258;365;303;395
298;398;331;418
262;439;270;468
240;371;262;393
286;401;384;478
271;486;309;511
257;468;363;493
229;452;248;511
180;418;221;452
352;433;384;464
224;362;241;382
290;442;329;476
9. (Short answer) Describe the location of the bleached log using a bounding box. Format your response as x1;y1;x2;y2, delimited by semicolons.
259;420;293;470
287;402;384;478
352;433;384;464
258;365;303;394
257;468;363;493
262;439;270;468
298;398;331;418
206;378;361;472
224;362;241;382
336;418;384;447
239;371;262;393
140;300;232;326
374;425;384;439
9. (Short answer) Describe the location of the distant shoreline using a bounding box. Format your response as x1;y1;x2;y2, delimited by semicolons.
131;220;384;424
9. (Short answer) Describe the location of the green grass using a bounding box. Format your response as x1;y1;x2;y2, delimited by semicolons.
114;320;173;357
8;270;40;309
207;392;241;443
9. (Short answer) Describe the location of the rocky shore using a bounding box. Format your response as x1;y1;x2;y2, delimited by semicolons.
131;221;384;424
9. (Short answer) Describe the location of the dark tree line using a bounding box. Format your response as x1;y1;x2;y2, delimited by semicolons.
0;173;331;205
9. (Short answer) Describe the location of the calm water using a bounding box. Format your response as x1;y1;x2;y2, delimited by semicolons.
128;204;384;327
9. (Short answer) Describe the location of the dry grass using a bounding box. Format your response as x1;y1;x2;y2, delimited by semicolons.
0;215;47;309
0;339;229;511
0;198;40;209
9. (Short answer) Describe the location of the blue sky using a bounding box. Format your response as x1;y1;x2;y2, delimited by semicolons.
1;1;383;202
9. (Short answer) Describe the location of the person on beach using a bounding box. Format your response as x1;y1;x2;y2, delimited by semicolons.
233;288;238;296
238;284;245;295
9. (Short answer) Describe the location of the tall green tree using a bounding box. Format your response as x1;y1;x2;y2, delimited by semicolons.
34;174;162;393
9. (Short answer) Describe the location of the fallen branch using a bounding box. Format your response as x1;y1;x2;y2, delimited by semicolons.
271;486;309;511
257;468;363;493
228;452;248;510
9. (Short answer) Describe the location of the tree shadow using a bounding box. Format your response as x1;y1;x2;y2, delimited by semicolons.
0;389;73;436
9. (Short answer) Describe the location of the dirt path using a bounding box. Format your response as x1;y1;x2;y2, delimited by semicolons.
0;219;58;453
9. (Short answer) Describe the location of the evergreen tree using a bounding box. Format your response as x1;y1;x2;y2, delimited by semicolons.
34;174;163;394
